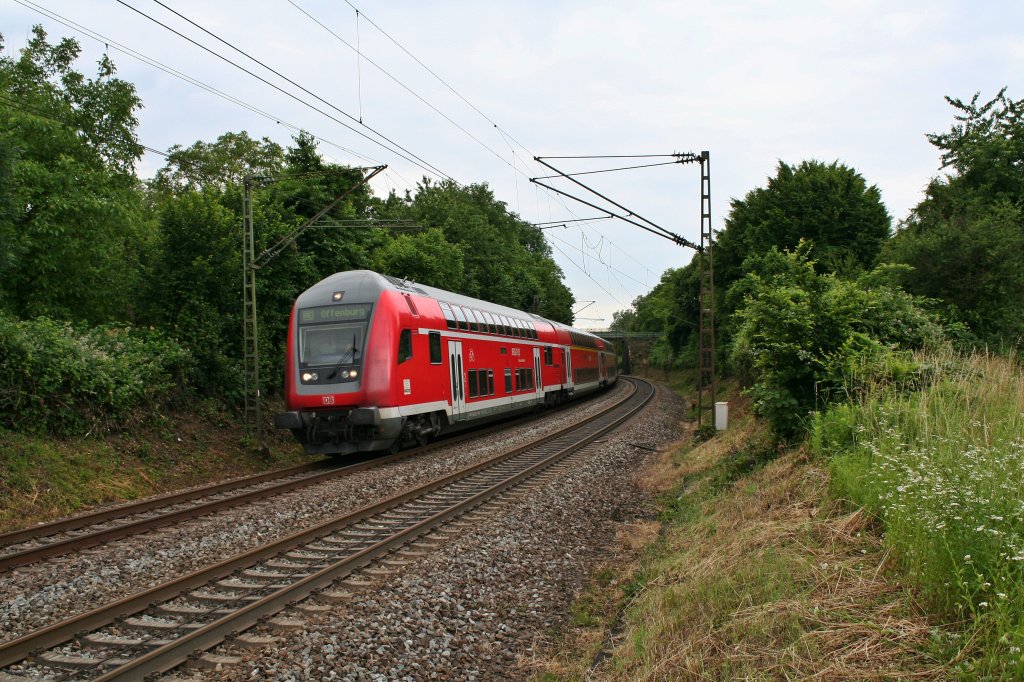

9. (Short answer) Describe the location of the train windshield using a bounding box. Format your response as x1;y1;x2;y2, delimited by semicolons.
297;303;371;368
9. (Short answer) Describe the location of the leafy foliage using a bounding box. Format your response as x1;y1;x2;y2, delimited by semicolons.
0;26;146;323
0;312;193;435
730;244;943;438
885;89;1024;348
149;131;285;195
715;159;891;289
374;179;574;323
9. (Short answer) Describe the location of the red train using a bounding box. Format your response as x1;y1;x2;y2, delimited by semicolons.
275;270;618;455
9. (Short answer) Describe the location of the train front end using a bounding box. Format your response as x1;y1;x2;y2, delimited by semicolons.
274;271;400;456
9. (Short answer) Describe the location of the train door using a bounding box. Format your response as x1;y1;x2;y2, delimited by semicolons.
598;351;604;381
448;340;466;420
533;347;543;400
564;346;574;389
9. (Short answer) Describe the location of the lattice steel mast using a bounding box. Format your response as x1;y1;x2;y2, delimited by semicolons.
530;151;716;427
242;166;386;451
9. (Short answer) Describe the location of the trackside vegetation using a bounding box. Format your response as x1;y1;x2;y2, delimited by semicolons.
549;88;1024;679
0;313;194;435
823;351;1024;678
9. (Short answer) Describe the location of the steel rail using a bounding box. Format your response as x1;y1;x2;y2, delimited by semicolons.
0;398;596;570
98;378;653;681
0;379;648;674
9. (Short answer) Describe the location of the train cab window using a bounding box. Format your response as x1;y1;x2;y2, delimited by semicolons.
398;329;413;364
504;368;512;393
429;331;442;364
468;370;479;398
544;346;553;365
439;302;457;330
453;306;469;331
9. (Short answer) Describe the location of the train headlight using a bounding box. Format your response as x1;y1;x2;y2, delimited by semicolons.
301;371;318;383
349;369;358;379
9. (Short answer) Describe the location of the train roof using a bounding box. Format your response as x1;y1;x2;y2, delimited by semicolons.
304;270;610;346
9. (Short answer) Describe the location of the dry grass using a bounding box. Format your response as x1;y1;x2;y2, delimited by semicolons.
532;394;947;682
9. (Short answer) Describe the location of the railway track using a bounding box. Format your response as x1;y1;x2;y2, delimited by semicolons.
0;396;605;571
0;378;653;681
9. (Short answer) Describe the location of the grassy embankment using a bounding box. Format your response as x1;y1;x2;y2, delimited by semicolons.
538;352;1024;679
0;406;304;534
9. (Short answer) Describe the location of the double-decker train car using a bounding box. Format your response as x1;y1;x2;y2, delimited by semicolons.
274;270;618;456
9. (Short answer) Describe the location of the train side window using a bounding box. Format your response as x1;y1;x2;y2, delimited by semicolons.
398;329;412;364
473;309;486;332
511;319;521;338
544;346;553;365
429;331;442;364
484;311;497;334
453;306;469;331
488;369;495;396
505;368;512;393
468;370;479;398
469;309;481;332
439;302;457;330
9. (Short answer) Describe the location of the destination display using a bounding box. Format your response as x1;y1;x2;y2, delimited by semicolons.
299;304;372;324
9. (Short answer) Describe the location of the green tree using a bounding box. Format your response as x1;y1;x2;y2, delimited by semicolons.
142;190;242;396
715;160;891;288
372;228;466;289
149;131;285;195
884;89;1024;347
0;26;145;323
374;179;574;322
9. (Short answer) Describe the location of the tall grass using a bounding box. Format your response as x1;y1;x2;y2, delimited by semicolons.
826;350;1024;677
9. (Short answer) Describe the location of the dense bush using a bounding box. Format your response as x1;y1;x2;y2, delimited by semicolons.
0;312;194;435
729;244;944;438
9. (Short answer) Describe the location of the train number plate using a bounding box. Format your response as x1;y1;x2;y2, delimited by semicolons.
322;396;335;405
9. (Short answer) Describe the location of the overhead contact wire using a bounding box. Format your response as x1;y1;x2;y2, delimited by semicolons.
13;0;385;168
112;0;450;180
144;0;449;179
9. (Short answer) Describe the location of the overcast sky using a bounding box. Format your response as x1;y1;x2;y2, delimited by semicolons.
2;1;1021;327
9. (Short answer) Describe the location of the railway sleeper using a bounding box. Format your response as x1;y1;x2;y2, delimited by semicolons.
81;633;149;650
122;616;182;632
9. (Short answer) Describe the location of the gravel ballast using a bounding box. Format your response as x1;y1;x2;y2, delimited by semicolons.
164;382;685;681
0;383;665;649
